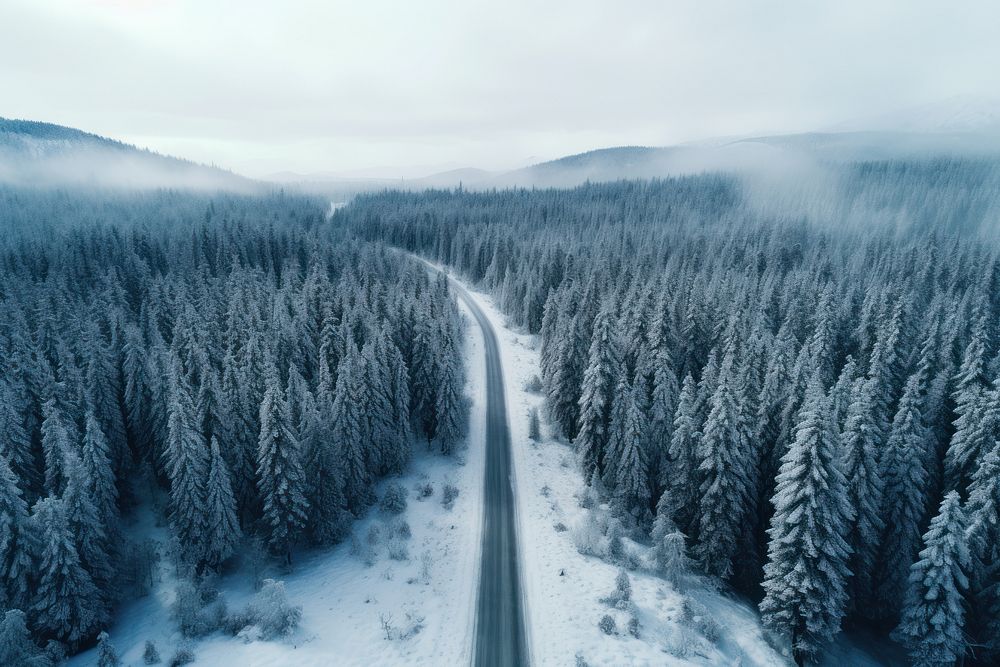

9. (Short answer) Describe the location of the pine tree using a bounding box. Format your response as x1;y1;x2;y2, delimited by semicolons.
576;301;621;479
435;329;465;454
40;398;72;495
965;441;1000;652
61;450;112;618
203;436;241;569
759;375;852;666
666;373;700;536
944;315;991;495
332;345;371;509
82;411;119;531
614;381;650;517
650;489;690;587
0;378;36;498
892;492;969;667
0;609;48;667
877;372;932;621
30;496;101;649
693;354;753;580
257;369;309;562
96;630;121;667
164;364;209;567
0;454;33;611
841;377;885;616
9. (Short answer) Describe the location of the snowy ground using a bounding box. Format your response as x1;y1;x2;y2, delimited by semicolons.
70;299;488;667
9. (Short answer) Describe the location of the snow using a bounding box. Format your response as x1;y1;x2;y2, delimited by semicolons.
69;301;488;667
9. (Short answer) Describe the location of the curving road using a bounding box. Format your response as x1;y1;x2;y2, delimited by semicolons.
442;271;530;667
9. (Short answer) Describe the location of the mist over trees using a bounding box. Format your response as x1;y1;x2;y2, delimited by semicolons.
344;163;1000;665
0;187;466;656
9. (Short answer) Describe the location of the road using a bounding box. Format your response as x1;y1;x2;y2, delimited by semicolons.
446;273;530;667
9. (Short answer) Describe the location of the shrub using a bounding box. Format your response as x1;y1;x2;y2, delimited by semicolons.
417;482;434;499
172;579;226;638
681;598;719;643
387;537;410;561
393;518;412;540
380;483;408;514
598;614;617;635
442;483;460;509
168;646;195;667
524;375;543;393
143;640;161;664
528;407;542;441
627;615;640;638
572;515;607;557
96;632;120;667
242;579;302;639
615;569;632;602
553;522;568;532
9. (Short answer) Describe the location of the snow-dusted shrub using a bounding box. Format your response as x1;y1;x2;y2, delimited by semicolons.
143;640;161;664
598;614;617;635
168;645;195;667
553;521;568;532
393;518;412;540
627;614;640;638
524;375;543;393
615;569;632;602
366;523;383;548
380;483;408;514
572;515;607;557
681;597;719;643
528;407;542;441
243;579;302;639
578;485;599;510
96;632;120;667
606;523;625;563
172;579;227;637
387;536;410;561
574;653;591;667
417;482;434;499
442;483;460;509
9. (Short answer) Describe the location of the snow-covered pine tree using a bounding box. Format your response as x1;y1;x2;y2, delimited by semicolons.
332;344;372;510
892;491;969;667
257;366;309;563
203;436;241;569
61;450;113;618
943;313;990;495
0;378;37;500
650;489;690;587
29;496;101;649
434;325;465;454
164;362;209;567
666;373;700;537
81;411;119;533
759;374;852;666
876;371;933;622
576;300;621;479
0;453;33;611
841;377;885;617
964;441;1000;653
0;609;48;667
693;349;753;580
40;398;72;495
613;381;650;518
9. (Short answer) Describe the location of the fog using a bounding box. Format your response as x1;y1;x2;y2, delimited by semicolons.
3;0;1000;178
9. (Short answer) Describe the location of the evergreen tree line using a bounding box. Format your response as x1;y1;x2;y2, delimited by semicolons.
342;169;1000;666
0;189;467;654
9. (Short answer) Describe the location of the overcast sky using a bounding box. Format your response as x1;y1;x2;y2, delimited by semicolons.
3;0;999;178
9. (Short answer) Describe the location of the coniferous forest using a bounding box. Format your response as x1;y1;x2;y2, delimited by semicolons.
343;161;1000;666
0;188;467;658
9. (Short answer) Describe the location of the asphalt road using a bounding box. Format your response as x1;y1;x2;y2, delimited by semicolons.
446;275;530;667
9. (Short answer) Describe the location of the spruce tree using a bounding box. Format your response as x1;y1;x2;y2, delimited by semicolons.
841;377;884;616
164;364;209;567
877;371;932;621
666;373;699;536
693;352;753;580
576;301;621;479
203;436;241;569
435;329;465;454
892;492;969;667
332;344;371;509
30;496;101;649
257;369;309;562
0;454;33;610
0;609;48;667
40;398;72;495
81;411;119;531
614;381;650;518
650;489;690;588
759;374;852;666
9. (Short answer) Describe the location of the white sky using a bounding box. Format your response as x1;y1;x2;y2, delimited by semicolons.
3;0;999;178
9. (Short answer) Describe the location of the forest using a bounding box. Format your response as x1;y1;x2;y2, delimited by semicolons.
342;161;1000;666
0;188;467;661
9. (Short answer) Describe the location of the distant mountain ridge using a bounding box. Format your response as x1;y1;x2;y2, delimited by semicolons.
0;117;259;192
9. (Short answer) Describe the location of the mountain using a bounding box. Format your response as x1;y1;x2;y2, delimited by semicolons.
828;95;1000;134
0;118;259;192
